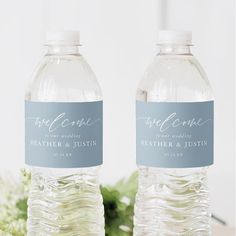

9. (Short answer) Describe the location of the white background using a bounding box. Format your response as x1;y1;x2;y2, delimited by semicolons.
0;0;235;226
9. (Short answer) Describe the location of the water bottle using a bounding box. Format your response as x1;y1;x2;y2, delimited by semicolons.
134;30;214;235
25;31;104;235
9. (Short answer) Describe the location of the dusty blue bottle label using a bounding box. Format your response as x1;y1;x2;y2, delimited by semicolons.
136;101;214;168
25;101;103;168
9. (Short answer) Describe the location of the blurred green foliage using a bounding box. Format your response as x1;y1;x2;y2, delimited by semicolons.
0;170;138;236
102;172;138;236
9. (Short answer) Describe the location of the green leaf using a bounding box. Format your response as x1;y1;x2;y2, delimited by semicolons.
16;198;28;220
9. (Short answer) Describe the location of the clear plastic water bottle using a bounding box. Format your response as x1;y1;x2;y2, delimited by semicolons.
134;31;214;235
25;31;104;235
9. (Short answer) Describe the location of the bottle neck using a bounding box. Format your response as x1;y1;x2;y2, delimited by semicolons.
46;45;80;55
158;44;192;55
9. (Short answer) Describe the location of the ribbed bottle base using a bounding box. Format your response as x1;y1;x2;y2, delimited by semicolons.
27;169;104;236
134;167;211;236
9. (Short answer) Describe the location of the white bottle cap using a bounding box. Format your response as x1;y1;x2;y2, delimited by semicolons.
45;31;80;46
157;30;192;45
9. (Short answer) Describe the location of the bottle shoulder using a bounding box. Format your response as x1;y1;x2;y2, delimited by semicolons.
26;55;102;102
137;55;213;102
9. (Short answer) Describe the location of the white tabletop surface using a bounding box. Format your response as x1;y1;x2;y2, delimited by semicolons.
212;225;235;236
